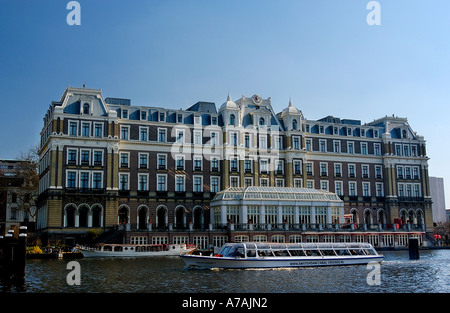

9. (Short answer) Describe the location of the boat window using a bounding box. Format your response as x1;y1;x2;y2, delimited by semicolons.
304;250;321;256
320;250;336;256
335;249;351;256
114;246;123;252
246;249;257;258
103;246;112;251
219;245;231;256
245;243;256;250
289;250;306;257
272;250;290;257
364;249;376;255
258;249;274;257
349;249;365;255
225;245;245;257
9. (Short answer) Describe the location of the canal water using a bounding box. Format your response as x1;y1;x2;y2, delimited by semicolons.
1;249;449;293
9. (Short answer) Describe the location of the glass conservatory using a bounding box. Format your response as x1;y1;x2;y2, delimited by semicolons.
210;187;344;231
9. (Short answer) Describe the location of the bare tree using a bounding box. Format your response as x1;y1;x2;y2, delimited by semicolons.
13;144;39;220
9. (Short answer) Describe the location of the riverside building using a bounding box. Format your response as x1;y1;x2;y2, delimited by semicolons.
36;86;432;248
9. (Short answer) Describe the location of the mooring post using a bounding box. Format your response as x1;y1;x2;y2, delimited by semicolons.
408;238;420;260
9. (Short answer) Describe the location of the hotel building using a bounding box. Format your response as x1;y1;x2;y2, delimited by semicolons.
36;86;432;248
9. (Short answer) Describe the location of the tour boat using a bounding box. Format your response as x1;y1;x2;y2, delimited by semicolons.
74;243;197;258
181;242;384;269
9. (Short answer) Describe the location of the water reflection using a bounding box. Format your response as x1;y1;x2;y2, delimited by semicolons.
2;250;449;293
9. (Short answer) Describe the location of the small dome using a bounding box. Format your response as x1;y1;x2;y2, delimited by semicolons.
282;99;300;115
220;94;238;111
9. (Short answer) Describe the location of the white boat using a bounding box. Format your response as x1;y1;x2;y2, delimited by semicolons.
74;243;197;258
181;242;384;269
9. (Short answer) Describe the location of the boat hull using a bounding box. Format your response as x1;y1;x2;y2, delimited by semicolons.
181;254;384;269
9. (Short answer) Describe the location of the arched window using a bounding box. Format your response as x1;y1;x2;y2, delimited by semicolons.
65;205;76;227
92;205;103;227
83;103;90;114
229;114;235;126
292;119;298;130
78;205;89;227
138;205;149;230
259;117;265;126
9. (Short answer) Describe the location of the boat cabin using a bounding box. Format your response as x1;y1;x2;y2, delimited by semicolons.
216;242;379;259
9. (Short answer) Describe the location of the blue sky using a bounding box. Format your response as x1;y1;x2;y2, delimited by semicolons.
1;0;449;207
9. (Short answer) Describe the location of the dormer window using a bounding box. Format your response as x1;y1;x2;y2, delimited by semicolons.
83;103;90;115
259;117;265;126
292;119;298;130
159;112;165;122
141;111;147;121
194;115;201;125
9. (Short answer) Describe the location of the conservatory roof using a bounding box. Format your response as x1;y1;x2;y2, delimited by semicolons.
211;187;343;203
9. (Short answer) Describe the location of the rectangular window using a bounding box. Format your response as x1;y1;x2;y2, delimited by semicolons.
374;143;381;156
362;165;369;178
80;172;90;189
175;175;185;192
376;183;384;197
294;136;301;150
349;182;356;196
69;122;78;136
244;134;250;148
157;154;167;169
93;172;102;189
68;149;77;164
319;140;326;152
176;129;185;143
211;157;219;171
82;122;90;137
347;142;354;154
244;159;252;173
334;163;342;177
157;174;167;191
121;126;129;140
139;153;148;169
230;158;238;172
210;132;218;146
67;171;77;188
193;176;203;192
293;160;301;175
94;123;103;137
348;164;356;177
193;156;202;171
140;127;148;141
260;160;268;173
333;140;340;153
363;182;370;197
194;131;202;145
93;151;103;166
138;174;148;191
158;128;166;142
211;176;220;193
320;163;328;176
361;143;368;155
119;174;129;190
120;153;129;168
305;139;311;151
81;150;90;165
176;156;185;170
230;176;239;187
335;181;343;196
